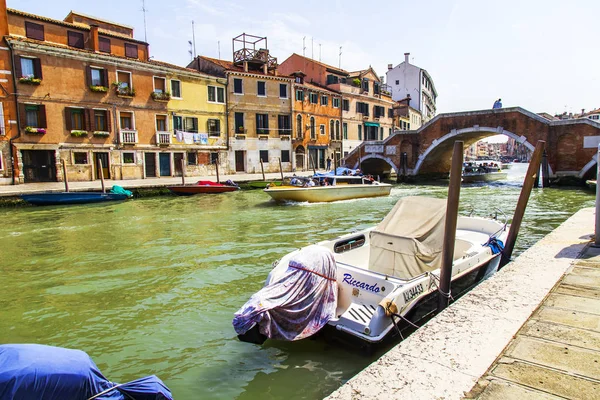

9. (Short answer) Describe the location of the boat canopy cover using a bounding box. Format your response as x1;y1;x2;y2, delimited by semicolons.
369;196;447;279
0;344;173;400
314;167;361;177
233;245;338;341
110;185;133;197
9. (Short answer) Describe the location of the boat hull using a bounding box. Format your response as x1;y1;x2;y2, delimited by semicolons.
20;192;129;205
248;181;282;189
264;183;392;203
167;185;239;195
462;172;507;183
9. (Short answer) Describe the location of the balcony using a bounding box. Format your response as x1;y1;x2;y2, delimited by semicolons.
120;129;138;144
156;131;171;145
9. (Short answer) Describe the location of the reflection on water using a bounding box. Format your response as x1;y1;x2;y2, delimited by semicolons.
0;163;594;399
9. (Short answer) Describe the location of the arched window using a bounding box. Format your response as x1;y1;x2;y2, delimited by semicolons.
330;120;334;140
310;117;316;139
296;114;303;138
335;121;340;140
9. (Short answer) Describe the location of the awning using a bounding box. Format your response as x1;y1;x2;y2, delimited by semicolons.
364;122;380;127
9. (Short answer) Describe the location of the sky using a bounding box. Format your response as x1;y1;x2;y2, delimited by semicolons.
10;0;600;117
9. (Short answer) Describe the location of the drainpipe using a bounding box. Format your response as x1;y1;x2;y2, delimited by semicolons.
7;39;20;185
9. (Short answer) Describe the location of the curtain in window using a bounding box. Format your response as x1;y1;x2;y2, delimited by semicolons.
21;59;35;77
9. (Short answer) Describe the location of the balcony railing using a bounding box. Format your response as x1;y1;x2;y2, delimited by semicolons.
120;129;138;144
156;131;171;145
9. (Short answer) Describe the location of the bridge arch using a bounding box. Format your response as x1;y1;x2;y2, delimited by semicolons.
578;153;598;178
352;153;399;176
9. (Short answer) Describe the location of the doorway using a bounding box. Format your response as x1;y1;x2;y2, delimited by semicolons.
159;153;171;176
295;146;305;171
174;153;184;176
145;153;156;177
94;152;110;180
235;150;245;172
21;150;56;183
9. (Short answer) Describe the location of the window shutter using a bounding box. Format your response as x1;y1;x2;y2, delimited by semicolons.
356;102;360;112
38;105;47;128
15;56;23;77
265;115;269;130
33;58;42;80
105;110;111;132
84;109;92;131
85;66;91;87
65;108;72;131
19;103;27;128
102;69;109;87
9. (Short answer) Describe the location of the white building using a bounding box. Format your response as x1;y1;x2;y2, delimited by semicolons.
386;53;438;121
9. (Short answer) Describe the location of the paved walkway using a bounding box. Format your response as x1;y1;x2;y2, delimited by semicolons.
465;245;600;399
0;172;290;197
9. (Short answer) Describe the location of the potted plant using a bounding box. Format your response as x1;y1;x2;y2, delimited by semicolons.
151;91;171;101
352;78;361;87
93;131;110;137
89;85;108;93
113;82;135;97
70;130;88;137
25;126;46;134
237;126;245;133
19;76;42;85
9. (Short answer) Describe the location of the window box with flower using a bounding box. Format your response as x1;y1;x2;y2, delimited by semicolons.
19;76;42;85
70;130;88;137
89;85;108;93
93;131;110;137
112;82;135;97
151;91;171;102
25;126;46;134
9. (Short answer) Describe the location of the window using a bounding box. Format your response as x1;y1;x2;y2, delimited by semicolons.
99;37;111;53
67;31;84;49
358;125;362;140
319;124;325;136
173;115;182;132
171;80;181;98
233;78;243;94
326;74;339;85
18;57;42;79
321;95;328;106
207;119;221;136
281;150;290;163
24;104;45;128
278;115;290;135
336;121;340;140
295;76;303;83
66;108;85;130
332;98;340;108
388;108;394;118
187;152;197;165
279;83;288;99
123;152;135;164
156;115;167;131
310;117;316;139
296;90;304;101
373;106;385;118
362;79;369;93
153;77;166;93
89;67;107;87
343;122;348;139
256;114;269;134
116;71;132;89
184;117;198;133
74;152;88;164
210;152;219;164
389;128;392;137
259;150;269;163
309;93;318;104
380;127;384;140
257;81;266;97
342;99;349;111
25;21;44;41
329;120;334;139
234;112;244;133
120;111;134;129
208;86;224;103
374;82;380;95
94;109;109;132
356;102;369;115
296;114;303;138
125;43;138;58
395;80;399;85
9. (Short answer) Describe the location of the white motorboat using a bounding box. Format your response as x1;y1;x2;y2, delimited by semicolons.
234;196;508;346
263;175;392;203
462;162;507;183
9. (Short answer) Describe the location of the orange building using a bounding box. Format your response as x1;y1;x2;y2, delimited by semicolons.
0;0;16;184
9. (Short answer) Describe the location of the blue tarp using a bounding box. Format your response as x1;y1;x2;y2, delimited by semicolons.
313;167;361;177
0;344;172;400
484;237;505;255
110;185;133;197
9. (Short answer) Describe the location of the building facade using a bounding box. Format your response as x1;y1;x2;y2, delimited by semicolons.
386;53;437;122
2;4;227;185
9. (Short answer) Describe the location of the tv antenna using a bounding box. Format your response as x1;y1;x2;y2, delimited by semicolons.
141;0;148;43
191;21;197;59
302;36;306;57
319;43;321;61
338;46;342;69
218;40;221;59
188;40;193;61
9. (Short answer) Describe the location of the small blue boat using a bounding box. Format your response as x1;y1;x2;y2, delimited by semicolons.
20;186;133;206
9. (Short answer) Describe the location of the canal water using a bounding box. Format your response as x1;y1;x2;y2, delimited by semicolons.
0;164;594;399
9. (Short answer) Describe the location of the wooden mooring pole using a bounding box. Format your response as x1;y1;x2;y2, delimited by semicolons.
541;150;550;188
595;144;600;247
500;140;545;267
215;154;220;183
97;158;106;193
61;159;69;192
181;158;186;185
438;141;463;312
278;157;284;180
260;159;266;181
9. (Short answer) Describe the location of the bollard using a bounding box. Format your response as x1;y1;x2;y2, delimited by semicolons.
500;141;545;266
438;141;463;312
595;144;600;247
62;159;69;192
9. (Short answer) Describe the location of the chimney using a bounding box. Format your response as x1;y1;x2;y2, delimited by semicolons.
582;108;585;115
263;63;268;75
89;24;99;52
404;52;410;64
0;0;9;37
387;63;393;70
243;61;248;72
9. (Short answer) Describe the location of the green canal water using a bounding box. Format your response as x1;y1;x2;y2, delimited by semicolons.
0;164;594;399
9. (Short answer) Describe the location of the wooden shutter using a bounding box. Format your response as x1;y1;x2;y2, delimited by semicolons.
105;110;111;132
33;58;42;80
85;66;92;87
38;105;47;128
84;109;92;131
65;108;72;131
19;103;27;128
102;68;108;87
15;56;22;78
265;115;269;130
356;102;360;112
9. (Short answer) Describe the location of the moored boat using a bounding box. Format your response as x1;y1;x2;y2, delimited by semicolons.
586;179;597;190
263;175;392;203
233;196;508;346
20;186;132;206
462;162;507;183
168;180;239;195
247;180;282;189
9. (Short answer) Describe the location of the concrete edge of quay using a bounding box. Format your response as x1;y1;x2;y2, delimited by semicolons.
324;207;594;400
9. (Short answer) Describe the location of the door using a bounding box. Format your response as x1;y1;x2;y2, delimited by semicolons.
308;148;318;170
21;150;57;183
94;152;110;179
295;146;305;171
235;150;245;172
174;153;184;176
318;149;326;169
145;153;156;177
159;153;171;176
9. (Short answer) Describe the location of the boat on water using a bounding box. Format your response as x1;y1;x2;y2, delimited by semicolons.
20;186;132;206
168;180;239;195
0;344;173;400
462;162;507;183
247;180;282;189
233;196;508;346
263;170;392;203
586;180;597;190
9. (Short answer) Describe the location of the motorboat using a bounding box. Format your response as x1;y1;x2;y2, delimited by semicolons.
462;162;507;183
263;173;392;203
233;196;508;346
168;180;239;195
247;180;282;189
0;344;173;400
20;186;132;206
586;180;597;190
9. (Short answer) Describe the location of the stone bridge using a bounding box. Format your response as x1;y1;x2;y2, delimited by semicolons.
344;107;600;181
